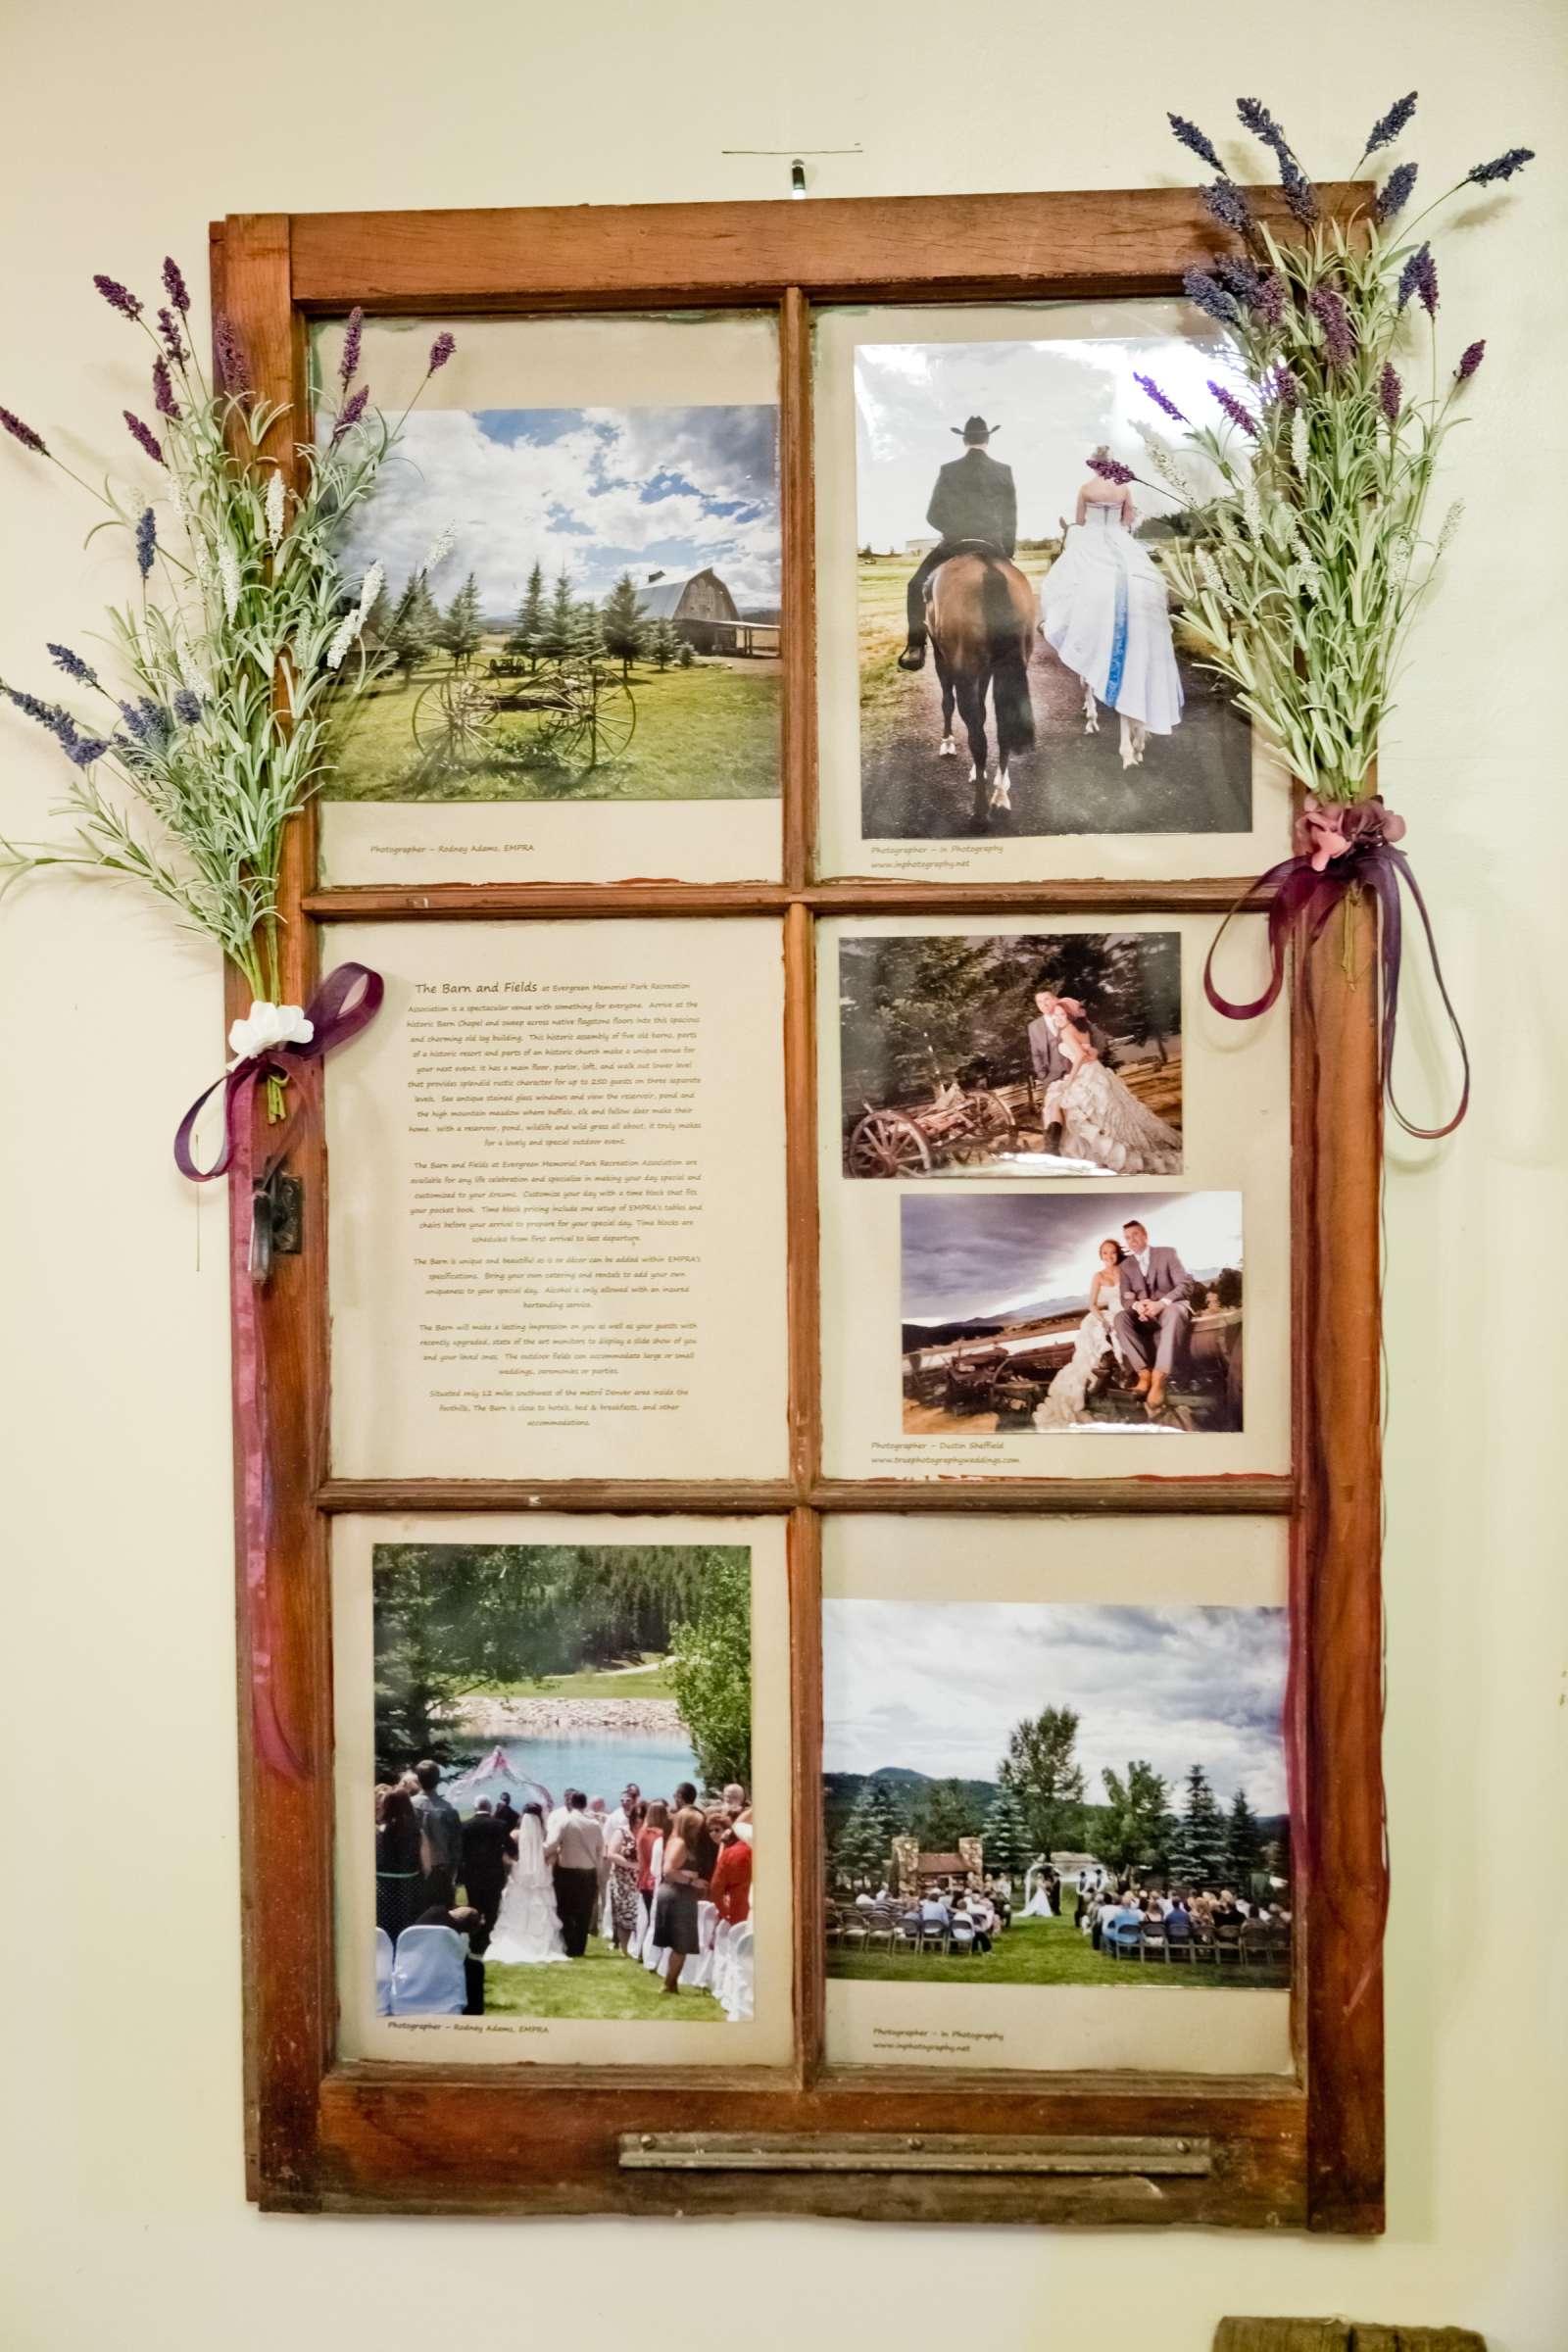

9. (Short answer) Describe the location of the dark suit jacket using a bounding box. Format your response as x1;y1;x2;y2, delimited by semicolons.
1118;1246;1191;1306
926;449;1017;554
1027;1013;1070;1084
461;1811;510;1883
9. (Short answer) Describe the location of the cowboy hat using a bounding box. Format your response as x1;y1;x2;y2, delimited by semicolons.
951;416;999;443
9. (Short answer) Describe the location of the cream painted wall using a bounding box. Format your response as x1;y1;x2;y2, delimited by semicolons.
2;1;1564;2343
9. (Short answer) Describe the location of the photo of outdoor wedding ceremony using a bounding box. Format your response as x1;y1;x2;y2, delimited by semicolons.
838;928;1182;1180
901;1190;1245;1434
823;1598;1291;1990
322;400;781;807
853;326;1250;840
371;1542;757;2026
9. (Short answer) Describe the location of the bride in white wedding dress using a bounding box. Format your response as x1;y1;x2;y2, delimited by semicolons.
1039;1001;1182;1177
487;1805;568;1966
1033;1239;1126;1431
1039;455;1184;768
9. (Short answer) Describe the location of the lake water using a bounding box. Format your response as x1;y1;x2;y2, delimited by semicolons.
442;1727;700;1812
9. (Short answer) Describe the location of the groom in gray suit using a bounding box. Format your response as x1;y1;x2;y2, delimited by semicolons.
1115;1217;1193;1417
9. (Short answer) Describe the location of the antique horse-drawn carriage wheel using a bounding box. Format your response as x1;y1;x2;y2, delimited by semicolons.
846;1109;934;1177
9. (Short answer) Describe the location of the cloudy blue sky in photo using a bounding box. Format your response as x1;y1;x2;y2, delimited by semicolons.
336;403;781;617
823;1599;1287;1808
901;1189;1244;1324
855;316;1239;553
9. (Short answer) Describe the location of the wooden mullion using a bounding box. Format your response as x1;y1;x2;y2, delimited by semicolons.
780;288;817;890
788;1507;825;2082
301;877;1286;920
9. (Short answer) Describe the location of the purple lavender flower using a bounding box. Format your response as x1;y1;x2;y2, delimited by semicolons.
1378;363;1402;424
66;734;110;766
0;407;48;457
213;313;248;393
1211;255;1262;301
151;358;181;420
331;383;369;442
156;307;187;365
1167;113;1225;172
1252;271;1288;325
1454;338;1486;382
1396;242;1430;310
1364;92;1418;155
162;257;192;315
117;698;149;740
1307;284;1357;368
47;644;100;688
93;272;143;321
135;506;157;576
173;687;203;725
427;330;456;374
1202;178;1254;237
1134;371;1187;422
1282;164;1320;224
1208;380;1260;438
1374;162;1419;222
1087;453;1135;484
122;411;165;465
1411;248;1440;316
339;305;364;390
1466;147;1535;185
4;684;80;753
1261;364;1300;409
1182;267;1242;326
1236;96;1301;175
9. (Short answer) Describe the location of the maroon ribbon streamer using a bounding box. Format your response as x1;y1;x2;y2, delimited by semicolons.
174;962;383;1778
1202;839;1471;1142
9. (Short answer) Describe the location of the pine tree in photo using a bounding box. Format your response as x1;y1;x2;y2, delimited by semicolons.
912;1775;979;1851
602;571;648;679
507;561;547;668
1100;1759;1173;1877
571;598;606;664
982;1779;1030;1876
542;568;578;662
1176;1761;1229;1888
382;569;440;681
1224;1786;1265;1887
650;614;679;670
833;1782;898;1886
359;576;390;644
437;571;484;669
676;638;696;667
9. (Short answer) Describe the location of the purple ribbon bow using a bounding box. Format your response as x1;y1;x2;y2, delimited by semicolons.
173;960;383;1778
1203;797;1471;1142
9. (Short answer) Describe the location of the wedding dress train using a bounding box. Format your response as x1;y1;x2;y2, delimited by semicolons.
1040;503;1183;765
487;1813;568;1965
1033;1301;1118;1430
1040;1056;1182;1176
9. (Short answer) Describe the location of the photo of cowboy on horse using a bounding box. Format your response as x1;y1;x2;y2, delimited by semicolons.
851;327;1254;845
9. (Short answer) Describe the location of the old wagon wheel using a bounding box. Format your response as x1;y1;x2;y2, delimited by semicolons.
847;1110;933;1179
412;672;494;767
539;668;637;770
947;1086;1018;1167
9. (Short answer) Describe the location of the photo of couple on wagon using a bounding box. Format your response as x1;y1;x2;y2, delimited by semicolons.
371;1542;757;2026
853;319;1249;839
823;1598;1291;1990
902;1190;1245;1435
838;928;1182;1181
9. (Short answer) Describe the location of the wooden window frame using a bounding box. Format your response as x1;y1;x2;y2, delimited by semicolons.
215;183;1384;2230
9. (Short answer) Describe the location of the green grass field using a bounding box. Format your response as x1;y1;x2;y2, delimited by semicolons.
323;639;780;804
483;1931;724;2022
827;1904;1278;1991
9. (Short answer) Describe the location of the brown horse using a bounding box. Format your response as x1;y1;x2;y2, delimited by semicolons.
924;549;1038;825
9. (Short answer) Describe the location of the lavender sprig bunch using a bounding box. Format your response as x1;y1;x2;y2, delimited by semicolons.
0;265;453;1009
1141;93;1534;802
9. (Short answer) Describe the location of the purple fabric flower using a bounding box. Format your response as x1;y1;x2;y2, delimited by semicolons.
1236;97;1294;160
93;272;142;321
1307;284;1357;368
213;313;248;393
47;643;99;687
122;411;165;465
0;407;48;457
173;687;203;725
1202;178;1254;236
66;733;111;766
339;306;364;390
1466;147;1535;185
1208;380;1260;438
1252;271;1288;325
1282;165;1320;224
1261;364;1300;409
1378;363;1402;424
135;506;157;576
1454;338;1486;382
331;383;369;442
1087;453;1135;484
117;698;149;740
1134;371;1187;422
1374;161;1418;222
1364;92;1418;155
1396;243;1430;310
4;683;77;741
1411;248;1440;316
1167;113;1225;172
1182;267;1242;326
1211;255;1261;301
426;330;456;374
162;257;192;316
152;358;181;421
156;307;187;364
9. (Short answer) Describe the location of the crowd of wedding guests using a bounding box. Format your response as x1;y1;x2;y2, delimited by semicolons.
1076;1875;1291;1958
827;1859;1290;1967
374;1762;754;2014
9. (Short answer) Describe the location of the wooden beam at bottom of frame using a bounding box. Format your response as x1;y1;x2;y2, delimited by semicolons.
619;2132;1211;2179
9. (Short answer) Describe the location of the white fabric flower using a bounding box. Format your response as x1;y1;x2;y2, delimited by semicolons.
266;466;286;550
227;1000;315;1065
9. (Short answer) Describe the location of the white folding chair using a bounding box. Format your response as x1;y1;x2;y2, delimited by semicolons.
389;1924;466;2015
374;1927;395;2017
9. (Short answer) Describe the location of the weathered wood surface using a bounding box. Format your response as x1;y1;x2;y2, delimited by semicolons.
1215;2326;1485;2352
